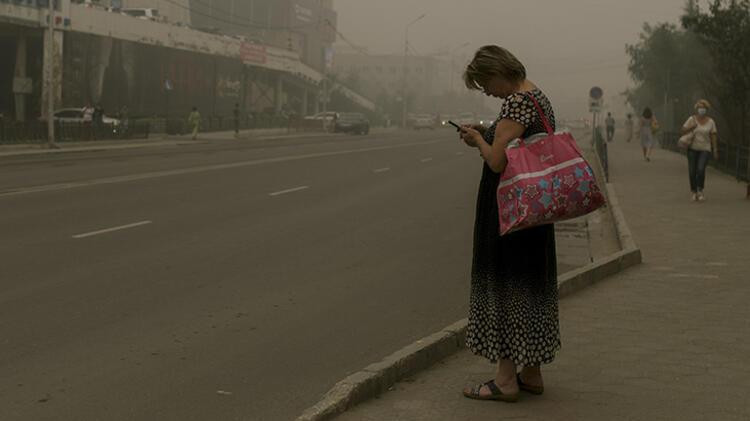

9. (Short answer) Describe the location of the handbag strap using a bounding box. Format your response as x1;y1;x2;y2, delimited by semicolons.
524;93;554;135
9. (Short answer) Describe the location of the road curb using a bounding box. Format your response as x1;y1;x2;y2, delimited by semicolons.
296;181;642;421
296;320;467;421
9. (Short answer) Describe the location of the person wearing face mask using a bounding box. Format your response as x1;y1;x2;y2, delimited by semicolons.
681;99;718;202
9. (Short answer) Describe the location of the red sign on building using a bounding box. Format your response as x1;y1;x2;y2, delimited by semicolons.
241;43;268;65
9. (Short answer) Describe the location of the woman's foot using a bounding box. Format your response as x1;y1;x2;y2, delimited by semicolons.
697;191;706;202
463;379;519;402
517;371;545;395
692;192;698;202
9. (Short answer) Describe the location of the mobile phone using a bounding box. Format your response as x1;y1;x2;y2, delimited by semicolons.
448;120;463;131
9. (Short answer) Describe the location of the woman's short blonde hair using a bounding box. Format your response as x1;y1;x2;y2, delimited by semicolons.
463;45;526;90
694;99;712;110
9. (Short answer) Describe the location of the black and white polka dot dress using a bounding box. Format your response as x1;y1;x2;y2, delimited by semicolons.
466;89;561;366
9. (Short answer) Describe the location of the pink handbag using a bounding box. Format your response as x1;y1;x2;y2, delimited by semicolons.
497;95;606;236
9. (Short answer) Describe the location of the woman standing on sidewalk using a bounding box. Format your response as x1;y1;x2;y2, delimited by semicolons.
457;45;560;403
681;99;719;202
639;107;658;162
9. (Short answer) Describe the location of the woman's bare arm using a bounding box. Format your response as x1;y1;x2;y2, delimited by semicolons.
476;119;526;173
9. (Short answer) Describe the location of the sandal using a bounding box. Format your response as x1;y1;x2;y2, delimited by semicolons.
462;380;519;402
517;373;544;395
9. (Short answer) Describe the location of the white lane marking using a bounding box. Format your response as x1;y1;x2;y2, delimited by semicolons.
269;186;309;197
420;158;434;163
455;152;465;156
666;273;720;279
373;167;391;173
0;139;446;198
72;221;152;239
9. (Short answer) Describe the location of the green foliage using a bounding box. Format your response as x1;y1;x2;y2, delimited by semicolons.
626;0;750;145
625;23;710;126
682;0;750;144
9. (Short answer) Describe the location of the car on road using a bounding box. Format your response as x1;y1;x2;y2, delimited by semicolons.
334;112;370;135
439;114;456;127
304;111;339;122
45;108;121;127
412;114;436;130
304;111;340;132
456;112;477;126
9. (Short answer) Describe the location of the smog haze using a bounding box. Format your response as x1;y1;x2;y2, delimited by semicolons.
335;0;691;119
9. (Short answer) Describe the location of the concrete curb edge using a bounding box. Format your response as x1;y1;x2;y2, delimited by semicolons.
296;181;642;421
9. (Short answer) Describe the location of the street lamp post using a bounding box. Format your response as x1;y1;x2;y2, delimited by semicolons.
401;13;426;129
46;0;56;149
449;42;470;93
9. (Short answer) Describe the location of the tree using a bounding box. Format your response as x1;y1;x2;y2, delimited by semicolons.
625;22;711;129
682;0;750;146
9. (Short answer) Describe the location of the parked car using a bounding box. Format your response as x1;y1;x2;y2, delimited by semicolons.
304;111;340;131
412;114;436;130
304;111;339;123
47;108;121;126
334;112;370;135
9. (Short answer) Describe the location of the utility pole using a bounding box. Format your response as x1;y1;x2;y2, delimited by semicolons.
401;14;426;129
46;0;57;149
449;42;469;93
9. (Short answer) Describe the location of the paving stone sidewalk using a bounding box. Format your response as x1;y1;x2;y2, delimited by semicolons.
335;137;750;421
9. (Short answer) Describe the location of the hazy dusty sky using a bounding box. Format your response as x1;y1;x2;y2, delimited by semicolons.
334;0;693;118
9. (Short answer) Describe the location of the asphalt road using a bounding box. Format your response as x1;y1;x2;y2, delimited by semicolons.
0;130;482;420
0;130;590;420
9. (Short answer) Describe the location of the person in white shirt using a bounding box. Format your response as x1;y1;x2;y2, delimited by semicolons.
681;99;718;202
605;112;615;142
624;114;634;143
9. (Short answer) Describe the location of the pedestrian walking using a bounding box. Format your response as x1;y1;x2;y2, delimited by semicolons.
119;105;129;138
681;99;718;202
457;45;560;403
625;113;634;142
82;103;94;140
188;106;201;140
639;107;658;162
605;112;616;142
233;103;240;138
92;103;104;139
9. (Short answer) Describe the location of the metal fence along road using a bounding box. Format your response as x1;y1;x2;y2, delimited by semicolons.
661;131;750;182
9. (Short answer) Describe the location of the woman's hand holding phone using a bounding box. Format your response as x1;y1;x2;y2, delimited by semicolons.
459;126;483;148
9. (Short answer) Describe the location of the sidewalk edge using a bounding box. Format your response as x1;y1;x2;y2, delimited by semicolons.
296;182;642;421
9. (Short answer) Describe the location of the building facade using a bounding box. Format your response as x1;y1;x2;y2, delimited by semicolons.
333;52;448;113
189;0;336;73
0;0;373;125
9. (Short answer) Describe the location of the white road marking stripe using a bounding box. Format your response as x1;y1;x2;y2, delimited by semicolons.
373;167;391;173
269;186;309;196
420;158;433;163
455;152;465;156
0;139;446;198
73;221;152;239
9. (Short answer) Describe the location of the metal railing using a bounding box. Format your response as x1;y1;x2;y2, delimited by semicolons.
661;132;749;182
153;114;326;135
592;126;609;181
0;120;150;144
